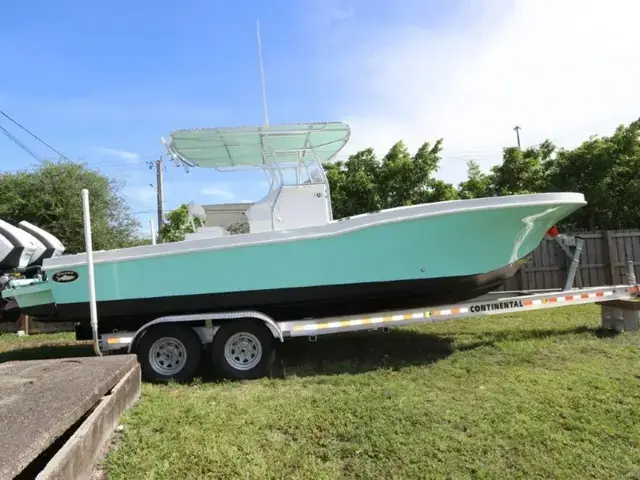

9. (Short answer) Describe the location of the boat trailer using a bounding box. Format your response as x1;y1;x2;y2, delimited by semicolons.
95;275;638;381
68;188;639;382
0;188;625;384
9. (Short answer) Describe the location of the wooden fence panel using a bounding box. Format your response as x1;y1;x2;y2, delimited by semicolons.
575;233;608;287
499;229;640;291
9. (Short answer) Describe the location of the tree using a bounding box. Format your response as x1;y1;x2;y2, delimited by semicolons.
0;160;140;253
546;118;640;230
324;148;381;218
157;206;251;242
455;119;640;230
158;204;203;243
228;219;250;235
458;160;492;199
489;144;551;196
324;139;456;219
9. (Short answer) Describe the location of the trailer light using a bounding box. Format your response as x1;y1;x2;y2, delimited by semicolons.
547;226;559;237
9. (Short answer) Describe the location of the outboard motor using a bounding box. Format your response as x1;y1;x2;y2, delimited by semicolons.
0;220;67;322
0;220;39;272
18;220;65;264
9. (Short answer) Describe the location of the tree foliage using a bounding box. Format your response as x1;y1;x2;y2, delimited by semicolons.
324;139;458;219
228;219;250;235
157;208;249;242
457;160;492;199
325;118;640;231
0;160;141;253
546;120;640;230
158;204;203;243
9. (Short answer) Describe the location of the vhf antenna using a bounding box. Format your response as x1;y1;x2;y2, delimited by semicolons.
256;19;269;126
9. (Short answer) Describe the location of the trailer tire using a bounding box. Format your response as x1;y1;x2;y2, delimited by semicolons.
135;324;202;383
210;320;275;380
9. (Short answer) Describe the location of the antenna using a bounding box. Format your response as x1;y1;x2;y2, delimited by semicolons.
256;19;269;125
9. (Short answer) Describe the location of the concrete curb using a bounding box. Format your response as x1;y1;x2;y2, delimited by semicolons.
35;362;142;480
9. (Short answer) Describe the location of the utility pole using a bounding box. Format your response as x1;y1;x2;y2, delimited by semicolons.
513;125;522;149
155;157;164;235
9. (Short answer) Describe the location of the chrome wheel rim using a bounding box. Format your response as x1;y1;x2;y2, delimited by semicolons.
224;332;262;371
149;337;187;376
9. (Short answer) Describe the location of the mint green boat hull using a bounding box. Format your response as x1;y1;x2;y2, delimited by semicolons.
60;204;567;302
2;194;584;327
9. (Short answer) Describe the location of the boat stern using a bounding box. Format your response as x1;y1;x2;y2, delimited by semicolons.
1;278;57;321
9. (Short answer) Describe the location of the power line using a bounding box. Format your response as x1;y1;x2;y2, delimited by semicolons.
87;154;177;170
91;158;161;168
0;123;43;162
131;208;176;215
0;108;71;161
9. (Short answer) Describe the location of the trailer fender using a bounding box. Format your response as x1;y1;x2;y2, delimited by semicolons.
126;310;283;354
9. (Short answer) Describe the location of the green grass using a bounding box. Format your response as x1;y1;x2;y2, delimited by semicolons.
2;305;640;479
0;331;92;361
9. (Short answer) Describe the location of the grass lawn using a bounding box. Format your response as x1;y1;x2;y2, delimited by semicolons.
2;304;639;479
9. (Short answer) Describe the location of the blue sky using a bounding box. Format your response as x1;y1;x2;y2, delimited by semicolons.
2;0;640;236
1;0;358;227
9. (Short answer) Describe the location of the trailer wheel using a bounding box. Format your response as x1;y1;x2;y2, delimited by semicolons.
135;324;202;383
210;320;275;380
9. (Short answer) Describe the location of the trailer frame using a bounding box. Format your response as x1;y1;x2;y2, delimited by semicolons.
93;273;639;382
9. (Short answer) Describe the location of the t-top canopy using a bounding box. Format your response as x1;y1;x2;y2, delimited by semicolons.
166;121;351;169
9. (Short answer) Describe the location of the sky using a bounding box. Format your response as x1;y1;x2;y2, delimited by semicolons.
2;0;640;235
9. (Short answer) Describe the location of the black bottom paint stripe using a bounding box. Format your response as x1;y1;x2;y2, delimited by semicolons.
14;262;523;333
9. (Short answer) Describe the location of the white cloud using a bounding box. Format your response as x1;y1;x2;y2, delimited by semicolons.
323;0;640;184
96;147;141;163
121;185;157;222
201;185;236;200
129;185;157;207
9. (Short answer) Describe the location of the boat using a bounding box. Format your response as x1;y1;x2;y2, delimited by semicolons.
1;121;587;333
